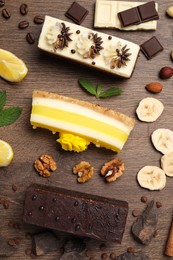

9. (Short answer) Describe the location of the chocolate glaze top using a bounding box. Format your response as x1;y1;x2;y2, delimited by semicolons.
23;184;128;243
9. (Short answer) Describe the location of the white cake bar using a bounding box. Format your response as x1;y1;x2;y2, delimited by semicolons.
38;16;140;78
94;0;158;30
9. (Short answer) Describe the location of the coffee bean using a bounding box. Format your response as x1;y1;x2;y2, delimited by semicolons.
101;253;108;259
34;15;44;24
156;201;162;208
2;8;10;19
18;20;29;29
26;32;35;44
132;209;141;217
0;0;5;7
12;184;17;192
110;252;116;260
141;195;148;203
20;3;28;15
127;247;135;253
8;239;16;247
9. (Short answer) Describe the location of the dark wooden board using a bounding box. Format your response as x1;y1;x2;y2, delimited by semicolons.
0;0;173;259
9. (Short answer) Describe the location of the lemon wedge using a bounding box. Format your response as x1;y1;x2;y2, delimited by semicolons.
0;48;28;82
0;140;14;167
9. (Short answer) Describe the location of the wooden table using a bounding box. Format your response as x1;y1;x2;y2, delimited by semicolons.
0;0;173;259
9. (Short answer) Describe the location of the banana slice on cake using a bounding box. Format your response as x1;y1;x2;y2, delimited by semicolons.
151;128;173;154
161;153;173;177
136;97;164;122
137;166;166;190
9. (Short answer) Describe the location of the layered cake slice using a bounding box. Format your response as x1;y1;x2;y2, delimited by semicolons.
30;90;135;152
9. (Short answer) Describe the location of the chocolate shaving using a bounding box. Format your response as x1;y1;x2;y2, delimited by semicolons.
53;23;73;50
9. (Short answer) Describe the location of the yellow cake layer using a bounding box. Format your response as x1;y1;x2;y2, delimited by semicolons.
30;91;135;152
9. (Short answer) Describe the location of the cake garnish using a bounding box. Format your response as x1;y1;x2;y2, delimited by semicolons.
76;32;103;59
53;23;73;50
104;42;131;69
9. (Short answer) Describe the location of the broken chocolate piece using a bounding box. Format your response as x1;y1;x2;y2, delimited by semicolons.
0;236;17;257
65;2;89;24
140;36;163;60
23;184;129;243
118;1;159;27
32;231;59;256
117;251;150;260
63;237;86;253
131;200;158;245
60;237;87;260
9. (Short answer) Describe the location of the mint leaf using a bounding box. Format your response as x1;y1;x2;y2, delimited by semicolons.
99;87;123;98
96;84;103;98
78;78;96;96
0;90;6;110
0;107;22;127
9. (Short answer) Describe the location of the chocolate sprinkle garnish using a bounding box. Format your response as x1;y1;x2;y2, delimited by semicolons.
76;30;80;34
55;216;60;221
92;61;95;65
32;195;37;200
108;36;112;40
53;23;73;50
39;206;44;211
74;201;79;207
75;224;80;231
71;49;76;54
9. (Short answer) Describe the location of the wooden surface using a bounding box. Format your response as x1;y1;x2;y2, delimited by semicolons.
0;0;173;259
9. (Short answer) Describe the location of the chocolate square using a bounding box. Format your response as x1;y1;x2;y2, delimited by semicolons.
65;2;89;25
140;36;163;60
137;1;159;22
118;7;140;27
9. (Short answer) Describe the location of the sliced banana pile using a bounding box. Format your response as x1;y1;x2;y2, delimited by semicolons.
137;166;166;190
151;128;173;154
161;153;173;177
136;97;164;122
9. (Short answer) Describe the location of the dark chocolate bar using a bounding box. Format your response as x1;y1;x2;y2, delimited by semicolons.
23;184;128;243
118;1;159;27
65;2;89;25
140;36;163;60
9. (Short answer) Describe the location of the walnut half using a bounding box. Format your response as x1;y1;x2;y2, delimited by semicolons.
73;161;94;183
34;154;57;178
100;158;124;182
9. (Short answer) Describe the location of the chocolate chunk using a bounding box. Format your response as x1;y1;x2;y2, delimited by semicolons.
118;7;140;27
118;1;159;27
32;231;59;256
0;236;17;257
140;36;163;60
63;237;86;253
65;1;89;24
131;200;158;245
23;184;129;243
60;237;87;259
117;251;150;260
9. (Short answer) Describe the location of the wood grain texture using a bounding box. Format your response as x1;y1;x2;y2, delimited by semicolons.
0;0;173;259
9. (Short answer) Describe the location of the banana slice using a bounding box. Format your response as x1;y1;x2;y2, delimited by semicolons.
161;153;173;177
151;128;173;154
137;166;166;190
136;97;164;122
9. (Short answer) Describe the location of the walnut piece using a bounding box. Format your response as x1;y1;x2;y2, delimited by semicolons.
34;154;57;178
100;158;124;182
73;161;94;183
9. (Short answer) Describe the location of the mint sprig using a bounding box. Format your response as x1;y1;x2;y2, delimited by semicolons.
0;90;22;127
78;78;123;98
